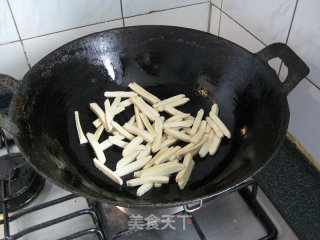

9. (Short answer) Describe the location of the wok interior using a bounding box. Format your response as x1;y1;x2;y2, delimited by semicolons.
13;26;288;206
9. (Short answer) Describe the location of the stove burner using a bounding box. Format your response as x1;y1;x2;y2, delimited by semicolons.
0;128;45;213
0;154;45;213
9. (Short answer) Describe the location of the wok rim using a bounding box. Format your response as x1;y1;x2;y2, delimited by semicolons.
10;25;290;208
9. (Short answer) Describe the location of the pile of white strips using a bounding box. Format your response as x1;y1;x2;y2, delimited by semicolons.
74;82;231;196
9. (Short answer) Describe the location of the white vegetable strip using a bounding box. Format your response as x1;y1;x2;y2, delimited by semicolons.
176;153;193;180
152;117;162;152
160;138;177;149
186;115;195;121
132;106;143;130
93;158;123;185
153;94;185;108
111;121;134;140
123;123;154;143
137;143;151;159
114;106;125;116
163;121;193;129
74;111;88;144
141;162;184;177
204;123;211;134
108;136;128;148
122;136;143;157
90;103;107;129
155;146;181;165
170;142;194;160
190;120;207;144
137;183;153;196
93;125;104;141
116;151;140;169
154;184;162;188
110;134;125;141
100;139;112;151
127;115;136;125
205;117;224;138
209;112;231;139
136;96;160;118
164;128;191;142
164;106;184;116
209;135;222;156
93;118;101;128
166;97;190;108
165;113;190;123
183;128;192;135
127;176;169;187
136;145;145;151
190;109;204;135
115;155;152;177
128;82;160;104
134;170;143;178
86;133;106;163
104;100;112;130
176;154;195;189
175;134;209;159
110;97;121;116
130;97;155;122
199;131;214;158
210;103;219;115
104;91;137;98
140;112;156;136
143;147;169;170
157;98;189;111
119;99;132;108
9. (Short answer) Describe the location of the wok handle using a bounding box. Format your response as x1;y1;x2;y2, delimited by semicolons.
255;43;310;96
183;200;203;213
0;74;19;136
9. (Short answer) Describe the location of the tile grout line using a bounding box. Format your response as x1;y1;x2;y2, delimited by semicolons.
13;1;209;42
124;1;210;20
6;0;31;69
207;3;213;32
218;1;223;36
277;0;299;77
0;40;20;47
119;0;125;27
305;77;320;91
218;5;267;47
21;18;123;41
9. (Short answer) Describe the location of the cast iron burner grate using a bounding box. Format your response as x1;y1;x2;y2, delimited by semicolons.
0;127;106;240
0;129;45;214
95;180;278;240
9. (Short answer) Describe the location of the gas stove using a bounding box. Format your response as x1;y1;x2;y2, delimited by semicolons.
0;128;298;240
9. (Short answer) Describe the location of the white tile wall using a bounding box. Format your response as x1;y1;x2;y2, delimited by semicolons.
218;12;281;73
122;0;208;17
24;20;123;66
125;3;209;32
219;12;265;52
211;0;222;8
209;5;220;35
0;42;29;79
9;0;122;39
286;78;320;161
285;0;320;88
0;0;19;44
222;0;296;45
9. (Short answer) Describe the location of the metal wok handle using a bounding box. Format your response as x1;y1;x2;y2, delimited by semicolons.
0;74;19;136
255;43;310;96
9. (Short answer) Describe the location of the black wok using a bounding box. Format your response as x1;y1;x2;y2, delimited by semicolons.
0;26;309;208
